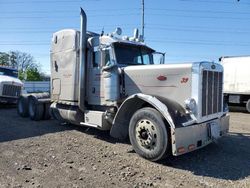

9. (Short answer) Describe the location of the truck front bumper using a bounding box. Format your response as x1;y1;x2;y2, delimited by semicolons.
0;96;18;104
172;114;230;156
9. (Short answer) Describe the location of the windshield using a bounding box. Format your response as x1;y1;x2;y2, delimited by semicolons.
114;43;155;65
0;67;18;78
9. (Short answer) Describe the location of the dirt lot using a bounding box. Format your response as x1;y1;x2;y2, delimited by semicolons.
0;106;249;188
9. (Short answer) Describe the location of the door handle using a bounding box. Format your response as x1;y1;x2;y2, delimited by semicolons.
54;61;58;72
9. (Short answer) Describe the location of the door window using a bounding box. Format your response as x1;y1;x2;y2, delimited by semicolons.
104;50;111;66
93;51;101;67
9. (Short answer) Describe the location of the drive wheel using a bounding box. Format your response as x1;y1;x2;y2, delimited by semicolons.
43;103;51;120
246;99;250;113
129;107;169;161
17;96;29;117
28;97;44;121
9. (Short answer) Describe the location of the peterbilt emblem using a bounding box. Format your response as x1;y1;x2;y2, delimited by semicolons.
181;77;189;83
157;75;167;81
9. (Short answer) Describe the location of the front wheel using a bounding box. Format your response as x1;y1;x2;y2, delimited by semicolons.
129;107;169;161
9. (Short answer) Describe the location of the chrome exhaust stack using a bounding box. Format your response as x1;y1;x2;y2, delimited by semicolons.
78;7;87;112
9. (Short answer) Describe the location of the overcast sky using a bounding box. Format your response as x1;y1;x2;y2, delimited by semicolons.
0;0;249;74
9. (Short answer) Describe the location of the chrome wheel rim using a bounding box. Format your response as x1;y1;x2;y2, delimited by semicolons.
135;119;157;150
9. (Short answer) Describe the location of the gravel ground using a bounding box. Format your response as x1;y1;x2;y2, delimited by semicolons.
0;105;249;188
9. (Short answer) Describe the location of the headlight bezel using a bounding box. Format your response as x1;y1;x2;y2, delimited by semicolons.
185;98;197;114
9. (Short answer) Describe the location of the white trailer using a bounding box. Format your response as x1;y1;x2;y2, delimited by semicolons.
220;56;250;112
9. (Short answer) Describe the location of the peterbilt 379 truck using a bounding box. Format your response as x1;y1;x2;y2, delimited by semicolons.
18;8;229;161
0;66;22;103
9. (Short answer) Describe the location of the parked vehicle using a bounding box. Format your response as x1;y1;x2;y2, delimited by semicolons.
220;56;250;112
17;8;229;161
0;66;23;103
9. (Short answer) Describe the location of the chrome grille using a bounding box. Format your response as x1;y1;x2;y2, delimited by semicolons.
202;70;223;116
2;84;21;97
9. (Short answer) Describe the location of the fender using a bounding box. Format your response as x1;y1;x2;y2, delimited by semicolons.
110;93;176;139
27;92;50;104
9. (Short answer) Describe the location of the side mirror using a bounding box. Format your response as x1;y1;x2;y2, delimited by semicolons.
102;60;117;71
102;63;117;72
160;53;165;64
153;52;166;64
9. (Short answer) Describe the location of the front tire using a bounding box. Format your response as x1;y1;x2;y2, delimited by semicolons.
129;107;169;161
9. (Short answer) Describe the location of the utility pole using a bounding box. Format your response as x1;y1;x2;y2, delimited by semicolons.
142;0;145;40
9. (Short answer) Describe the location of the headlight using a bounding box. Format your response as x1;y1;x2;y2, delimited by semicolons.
185;98;197;113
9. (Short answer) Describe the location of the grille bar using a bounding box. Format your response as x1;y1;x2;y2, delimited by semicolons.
202;70;223;116
2;84;21;97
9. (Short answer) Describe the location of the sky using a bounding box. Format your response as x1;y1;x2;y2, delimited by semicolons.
0;0;249;75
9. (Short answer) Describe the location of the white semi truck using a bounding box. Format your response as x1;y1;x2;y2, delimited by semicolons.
18;8;229;161
0;66;23;103
220;56;250;112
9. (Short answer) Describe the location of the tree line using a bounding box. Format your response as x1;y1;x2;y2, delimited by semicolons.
0;51;49;81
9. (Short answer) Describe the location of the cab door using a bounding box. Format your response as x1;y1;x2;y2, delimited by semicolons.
87;47;119;105
87;48;102;105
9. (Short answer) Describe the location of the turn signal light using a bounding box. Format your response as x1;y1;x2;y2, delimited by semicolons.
177;147;185;154
188;144;195;151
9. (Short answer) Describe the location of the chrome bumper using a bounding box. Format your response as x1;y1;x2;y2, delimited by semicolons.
172;114;230;156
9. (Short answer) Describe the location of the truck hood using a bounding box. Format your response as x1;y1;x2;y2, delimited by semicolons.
0;75;23;86
123;63;193;107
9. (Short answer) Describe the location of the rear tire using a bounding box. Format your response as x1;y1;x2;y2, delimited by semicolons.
28;97;44;121
246;99;250;113
17;96;29;117
43;103;51;120
129;107;169;161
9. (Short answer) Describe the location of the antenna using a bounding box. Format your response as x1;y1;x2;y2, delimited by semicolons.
141;0;145;40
